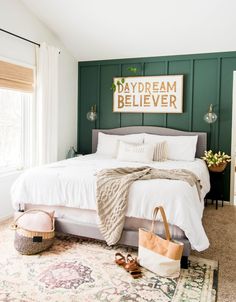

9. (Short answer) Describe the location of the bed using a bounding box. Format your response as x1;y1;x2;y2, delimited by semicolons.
11;126;210;268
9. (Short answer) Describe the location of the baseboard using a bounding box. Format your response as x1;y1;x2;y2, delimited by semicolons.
205;199;231;204
221;200;234;205
0;214;13;223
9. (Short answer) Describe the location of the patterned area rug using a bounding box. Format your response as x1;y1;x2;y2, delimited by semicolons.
0;222;218;302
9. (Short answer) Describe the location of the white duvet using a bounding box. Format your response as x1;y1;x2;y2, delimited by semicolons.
11;154;210;251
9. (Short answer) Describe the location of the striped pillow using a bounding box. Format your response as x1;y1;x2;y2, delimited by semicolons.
153;141;168;161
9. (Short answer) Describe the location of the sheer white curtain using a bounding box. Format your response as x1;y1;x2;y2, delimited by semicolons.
36;42;59;165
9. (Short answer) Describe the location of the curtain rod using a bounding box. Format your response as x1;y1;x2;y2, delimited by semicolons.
0;28;40;47
0;28;61;54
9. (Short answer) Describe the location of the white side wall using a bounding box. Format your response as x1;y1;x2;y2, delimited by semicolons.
0;173;21;222
0;0;78;220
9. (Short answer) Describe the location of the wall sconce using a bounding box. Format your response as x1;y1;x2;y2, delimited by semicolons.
86;105;97;122
203;104;217;124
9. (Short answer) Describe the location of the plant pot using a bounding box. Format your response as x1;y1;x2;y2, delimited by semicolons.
208;162;227;172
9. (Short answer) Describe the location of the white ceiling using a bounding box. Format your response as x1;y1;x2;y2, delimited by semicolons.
21;0;236;61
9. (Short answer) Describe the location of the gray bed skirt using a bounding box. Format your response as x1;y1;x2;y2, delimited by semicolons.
55;218;191;256
24;204;191;257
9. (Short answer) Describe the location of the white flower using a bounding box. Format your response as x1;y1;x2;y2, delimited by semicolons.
201;150;231;167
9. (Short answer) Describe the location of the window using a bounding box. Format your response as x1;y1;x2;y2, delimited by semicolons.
0;89;33;171
0;60;34;173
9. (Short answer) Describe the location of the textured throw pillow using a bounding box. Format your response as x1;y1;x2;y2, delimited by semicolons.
96;132;144;157
153;141;168;161
144;133;198;161
116;141;154;163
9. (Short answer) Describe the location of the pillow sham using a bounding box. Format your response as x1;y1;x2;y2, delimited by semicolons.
153;141;168;161
96;132;144;157
116;141;154;163
144;133;198;161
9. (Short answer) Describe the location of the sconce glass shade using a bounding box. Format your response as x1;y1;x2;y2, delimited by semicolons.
204;104;217;124
86;105;97;122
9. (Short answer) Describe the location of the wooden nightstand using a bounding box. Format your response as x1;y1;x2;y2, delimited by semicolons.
205;170;224;209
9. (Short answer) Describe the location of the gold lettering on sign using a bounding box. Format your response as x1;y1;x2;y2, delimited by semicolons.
152;94;160;106
138;82;145;93
124;83;130;93
170;95;177;108
153;82;159;92
167;81;176;92
145;82;151;94
130;82;137;93
118;83;123;93
125;95;131;106
114;76;182;112
118;95;124;108
132;95;139;106
161;95;168;107
144;95;151;106
160;81;166;91
140;94;143;106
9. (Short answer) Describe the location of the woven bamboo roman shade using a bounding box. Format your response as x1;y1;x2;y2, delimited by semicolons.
0;60;34;92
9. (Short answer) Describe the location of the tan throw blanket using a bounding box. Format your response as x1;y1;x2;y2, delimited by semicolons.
96;166;201;246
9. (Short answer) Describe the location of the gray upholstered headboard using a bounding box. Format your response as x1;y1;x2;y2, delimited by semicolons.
92;126;207;158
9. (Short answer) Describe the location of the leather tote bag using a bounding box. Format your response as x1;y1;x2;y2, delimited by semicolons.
138;206;184;278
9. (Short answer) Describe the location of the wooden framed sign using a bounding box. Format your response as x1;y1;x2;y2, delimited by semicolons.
113;75;183;113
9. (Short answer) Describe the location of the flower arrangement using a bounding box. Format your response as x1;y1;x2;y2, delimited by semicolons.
202;150;231;172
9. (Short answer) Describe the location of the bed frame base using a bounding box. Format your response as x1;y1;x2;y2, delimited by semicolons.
55;218;190;268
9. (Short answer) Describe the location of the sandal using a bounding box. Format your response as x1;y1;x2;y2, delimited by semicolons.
125;254;142;279
124;254;140;271
115;253;142;279
115;252;126;266
130;270;142;279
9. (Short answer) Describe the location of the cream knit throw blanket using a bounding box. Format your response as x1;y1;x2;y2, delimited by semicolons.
96;166;201;246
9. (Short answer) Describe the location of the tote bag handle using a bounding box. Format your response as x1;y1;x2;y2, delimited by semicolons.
151;206;171;241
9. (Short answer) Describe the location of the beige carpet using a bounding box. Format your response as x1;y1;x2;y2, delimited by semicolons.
192;204;236;302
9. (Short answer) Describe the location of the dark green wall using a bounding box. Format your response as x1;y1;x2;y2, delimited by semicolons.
78;51;236;200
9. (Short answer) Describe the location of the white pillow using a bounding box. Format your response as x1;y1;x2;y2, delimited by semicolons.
96;132;144;157
117;141;154;163
144;133;198;161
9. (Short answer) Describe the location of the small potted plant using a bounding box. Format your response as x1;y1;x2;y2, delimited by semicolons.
202;150;231;172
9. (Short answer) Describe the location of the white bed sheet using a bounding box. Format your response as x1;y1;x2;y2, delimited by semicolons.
11;154;210;251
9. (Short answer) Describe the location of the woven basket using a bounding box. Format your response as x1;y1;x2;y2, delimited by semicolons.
208;162;227;172
12;209;55;255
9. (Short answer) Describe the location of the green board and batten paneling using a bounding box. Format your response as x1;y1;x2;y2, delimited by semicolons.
78;51;236;200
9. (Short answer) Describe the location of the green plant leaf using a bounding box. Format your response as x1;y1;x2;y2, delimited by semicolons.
111;83;116;92
127;67;137;73
121;78;125;84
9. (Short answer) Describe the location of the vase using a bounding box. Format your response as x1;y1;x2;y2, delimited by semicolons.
208;162;227;172
66;146;77;159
